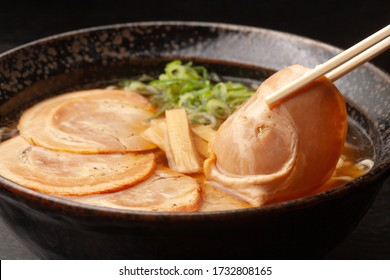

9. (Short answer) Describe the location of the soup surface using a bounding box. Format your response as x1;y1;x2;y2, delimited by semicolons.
0;60;374;212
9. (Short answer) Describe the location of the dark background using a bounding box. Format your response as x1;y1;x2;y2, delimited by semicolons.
0;0;389;259
0;0;389;71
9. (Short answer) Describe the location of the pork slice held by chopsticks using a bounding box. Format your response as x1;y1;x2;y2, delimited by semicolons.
204;64;347;206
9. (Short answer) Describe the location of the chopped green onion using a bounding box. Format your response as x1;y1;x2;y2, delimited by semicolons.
206;99;231;119
117;60;256;128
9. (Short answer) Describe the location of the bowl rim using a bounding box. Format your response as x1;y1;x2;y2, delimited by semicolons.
0;21;389;219
1;21;389;81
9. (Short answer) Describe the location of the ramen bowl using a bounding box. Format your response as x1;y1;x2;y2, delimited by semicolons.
0;22;389;259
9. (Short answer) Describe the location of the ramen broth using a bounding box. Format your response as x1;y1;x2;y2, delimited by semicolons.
0;62;374;212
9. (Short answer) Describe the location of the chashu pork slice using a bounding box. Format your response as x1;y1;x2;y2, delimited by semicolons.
204;64;347;206
18;89;156;153
200;183;251;212
0;136;155;196
68;167;202;212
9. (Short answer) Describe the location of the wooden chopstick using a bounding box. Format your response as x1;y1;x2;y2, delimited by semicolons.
326;36;390;81
265;24;390;108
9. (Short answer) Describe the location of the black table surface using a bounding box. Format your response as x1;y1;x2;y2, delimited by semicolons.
0;0;389;260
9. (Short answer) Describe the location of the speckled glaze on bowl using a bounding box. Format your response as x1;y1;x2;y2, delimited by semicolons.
0;22;389;259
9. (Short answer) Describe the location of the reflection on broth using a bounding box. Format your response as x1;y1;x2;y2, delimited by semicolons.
0;61;374;212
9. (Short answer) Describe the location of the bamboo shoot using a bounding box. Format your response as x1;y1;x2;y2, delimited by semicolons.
165;109;201;173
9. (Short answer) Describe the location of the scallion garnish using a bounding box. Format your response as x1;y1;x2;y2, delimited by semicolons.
117;60;256;128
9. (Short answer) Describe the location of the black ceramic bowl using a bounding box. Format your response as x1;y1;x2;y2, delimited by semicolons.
0;22;389;259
